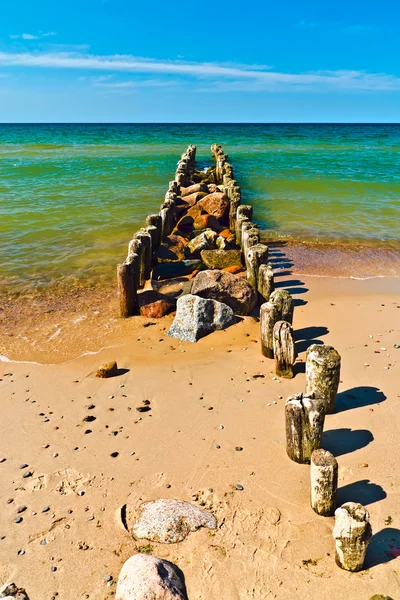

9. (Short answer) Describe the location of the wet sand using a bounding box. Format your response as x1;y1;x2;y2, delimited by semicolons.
0;267;399;599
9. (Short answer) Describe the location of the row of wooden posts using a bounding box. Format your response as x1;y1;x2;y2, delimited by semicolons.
239;213;372;572
117;143;373;573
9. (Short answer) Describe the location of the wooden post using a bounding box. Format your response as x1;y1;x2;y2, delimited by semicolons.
135;230;152;287
306;344;341;414
258;263;274;303
236;216;248;248
260;301;279;359
237;205;253;221
117;253;139;318
146;214;162;249
241;221;259;254
246;243;269;289
333;503;372;572
270;289;294;324
273;320;295;378
311;449;338;516
285;392;326;464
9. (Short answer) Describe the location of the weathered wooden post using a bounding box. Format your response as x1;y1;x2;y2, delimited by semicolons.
117;253;139;318
260;301;279;359
306;344;341;414
135;229;152;287
235;205;252;247
146;214;162;249
285;392;326;464
310;449;338;516
258;263;274;302
246;243;269;289
241;221;259;254
333;503;372;572
273;320;295;378
270;289;294;324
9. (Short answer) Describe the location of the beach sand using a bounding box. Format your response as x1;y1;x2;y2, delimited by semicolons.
0;271;399;599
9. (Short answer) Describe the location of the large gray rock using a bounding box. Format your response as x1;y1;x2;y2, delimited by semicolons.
191;270;257;316
132;498;217;543
0;583;29;599
116;554;188;600
187;229;218;257
168;294;236;342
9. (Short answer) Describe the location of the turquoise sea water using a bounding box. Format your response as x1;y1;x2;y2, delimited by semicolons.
1;123;399;294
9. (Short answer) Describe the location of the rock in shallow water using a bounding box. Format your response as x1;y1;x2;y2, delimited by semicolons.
116;554;188;600
132;498;217;543
168;294;236;342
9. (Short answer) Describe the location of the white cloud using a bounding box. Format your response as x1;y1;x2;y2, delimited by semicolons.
0;50;398;92
10;32;56;40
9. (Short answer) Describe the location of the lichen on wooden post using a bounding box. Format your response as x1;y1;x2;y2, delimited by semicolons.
310;449;338;516
273;320;295;378
146;214;162;249
306;344;341;414
285;392;326;464
246;243;268;289
135;230;152;287
333;502;372;572
260;301;279;359
258;263;274;303
117;253;139;318
241;221;259;254
270;289;294;324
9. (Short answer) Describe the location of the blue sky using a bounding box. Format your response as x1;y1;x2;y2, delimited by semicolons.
0;0;399;122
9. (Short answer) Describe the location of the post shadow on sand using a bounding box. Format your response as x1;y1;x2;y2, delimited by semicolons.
294;325;329;354
365;527;400;568
322;428;374;457
335;387;386;413
337;479;387;506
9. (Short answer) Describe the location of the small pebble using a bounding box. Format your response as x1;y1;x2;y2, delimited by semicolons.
235;484;244;491
19;463;29;469
23;471;32;478
361;463;369;468
166;484;171;489
394;344;400;349
14;517;23;524
0;458;6;463
219;425;224;429
42;506;50;513
18;550;25;555
104;575;113;582
110;452;119;458
53;452;58;458
87;516;94;521
16;506;27;514
77;491;85;497
52;566;57;572
216;444;221;449
235;447;243;452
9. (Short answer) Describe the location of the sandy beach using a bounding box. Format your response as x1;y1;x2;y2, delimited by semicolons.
1;269;399;600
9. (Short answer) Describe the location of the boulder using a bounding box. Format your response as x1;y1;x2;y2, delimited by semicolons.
193;214;221;232
181;183;208;197
153;260;204;281
208;183;218;193
197;192;230;220
131;498;217;543
116;554;188;600
137;291;176;318
155;235;188;263
0;583;29;599
201;249;244;270
223;265;244;275
96;361;119;379
173;215;194;237
168;294;236;342
191;270;257;315
186;205;204;220
181;191;208;206
187;230;218;257
216;235;235;250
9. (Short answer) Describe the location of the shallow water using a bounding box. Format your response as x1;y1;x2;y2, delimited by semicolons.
1;123;400;295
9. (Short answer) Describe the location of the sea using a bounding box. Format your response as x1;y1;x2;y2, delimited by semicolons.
1;123;400;298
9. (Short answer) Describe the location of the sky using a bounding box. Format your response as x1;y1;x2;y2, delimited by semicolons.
0;0;399;122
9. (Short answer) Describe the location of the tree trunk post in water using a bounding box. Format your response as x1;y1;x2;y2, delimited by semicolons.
260;302;279;359
246;243;269;289
273;320;295;378
310;449;338;516
270;289;294;325
306;344;341;414
333;503;372;572
117;253;139;318
258;263;274;303
135;230;152;286
285;392;326;464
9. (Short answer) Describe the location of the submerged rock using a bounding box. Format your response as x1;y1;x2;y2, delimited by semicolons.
168;294;236;342
191;269;257;315
96;361;118;379
116;554;188;600
132;498;217;543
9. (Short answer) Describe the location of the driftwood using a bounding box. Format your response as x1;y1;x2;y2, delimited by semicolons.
333;503;372;571
246;243;269;289
270;289;294;324
258;263;274;302
117;252;139;317
260;302;279;359
310;449;338;516
285;392;326;464
273;320;295;378
306;344;341;413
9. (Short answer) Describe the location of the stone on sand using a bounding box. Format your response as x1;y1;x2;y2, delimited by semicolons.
191;269;257;316
132;498;217;543
95;361;118;379
168;294;236;342
116;554;188;600
137;291;176;318
0;582;29;599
